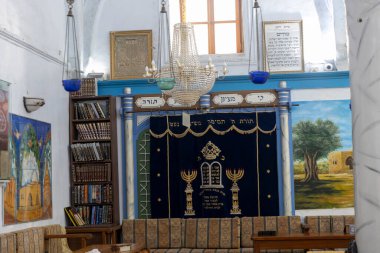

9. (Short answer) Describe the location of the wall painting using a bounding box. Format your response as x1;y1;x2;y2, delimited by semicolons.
292;100;353;209
4;114;52;225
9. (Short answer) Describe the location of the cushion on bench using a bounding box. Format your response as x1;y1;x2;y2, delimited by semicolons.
181;218;240;249
150;248;243;253
240;216;302;248
122;218;182;249
0;232;16;253
43;224;72;253
304;215;355;233
15;227;44;253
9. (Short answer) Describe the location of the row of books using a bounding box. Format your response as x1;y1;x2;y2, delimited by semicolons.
71;184;113;204
71;78;97;97
71;142;111;162
75;205;113;225
75;122;111;140
71;163;112;183
74;100;109;120
64;206;86;226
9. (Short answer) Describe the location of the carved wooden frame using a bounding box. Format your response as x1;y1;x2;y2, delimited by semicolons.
110;30;152;80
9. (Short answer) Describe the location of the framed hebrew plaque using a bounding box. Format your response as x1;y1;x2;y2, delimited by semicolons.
110;30;152;80
263;20;304;73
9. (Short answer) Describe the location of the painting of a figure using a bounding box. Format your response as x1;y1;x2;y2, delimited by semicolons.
3;114;52;225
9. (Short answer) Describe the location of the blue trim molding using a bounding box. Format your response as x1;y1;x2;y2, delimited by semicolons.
98;71;349;96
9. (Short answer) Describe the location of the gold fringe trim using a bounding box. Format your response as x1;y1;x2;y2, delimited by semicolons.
150;123;276;138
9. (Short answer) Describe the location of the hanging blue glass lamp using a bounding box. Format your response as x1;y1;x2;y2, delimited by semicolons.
62;0;81;92
248;0;269;84
144;0;175;91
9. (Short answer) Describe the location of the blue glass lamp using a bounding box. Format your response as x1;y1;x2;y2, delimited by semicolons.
144;0;175;91
62;0;81;92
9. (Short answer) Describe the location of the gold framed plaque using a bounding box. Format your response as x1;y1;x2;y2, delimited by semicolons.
263;20;304;73
110;30;152;80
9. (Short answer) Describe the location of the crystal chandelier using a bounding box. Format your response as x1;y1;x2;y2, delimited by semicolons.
248;0;269;84
145;0;228;107
62;0;81;92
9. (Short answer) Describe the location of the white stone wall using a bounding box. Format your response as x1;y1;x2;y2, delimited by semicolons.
0;0;83;232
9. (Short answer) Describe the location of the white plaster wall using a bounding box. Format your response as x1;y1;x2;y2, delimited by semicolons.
84;0;348;77
0;0;84;232
83;0;159;78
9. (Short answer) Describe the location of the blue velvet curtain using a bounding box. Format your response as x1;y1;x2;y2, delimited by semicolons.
149;112;279;218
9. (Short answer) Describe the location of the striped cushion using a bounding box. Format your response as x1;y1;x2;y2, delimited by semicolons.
43;224;72;253
182;218;240;249
0;232;16;253
304;215;355;233
15;227;44;253
241;216;302;248
122;219;182;248
150;248;243;253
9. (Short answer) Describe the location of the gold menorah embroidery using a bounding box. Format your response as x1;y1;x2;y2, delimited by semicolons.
181;170;197;216
226;169;245;215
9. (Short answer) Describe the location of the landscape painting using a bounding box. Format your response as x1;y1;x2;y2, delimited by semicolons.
292;100;353;209
3;114;52;225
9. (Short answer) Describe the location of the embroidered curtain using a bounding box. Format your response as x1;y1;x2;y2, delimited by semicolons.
150;112;279;218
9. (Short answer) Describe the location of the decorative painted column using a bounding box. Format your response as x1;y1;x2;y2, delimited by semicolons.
200;94;211;111
346;1;380;251
122;88;135;219
277;81;292;216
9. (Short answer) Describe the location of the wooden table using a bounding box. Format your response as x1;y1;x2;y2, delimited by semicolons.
66;225;122;245
74;243;137;253
252;233;354;253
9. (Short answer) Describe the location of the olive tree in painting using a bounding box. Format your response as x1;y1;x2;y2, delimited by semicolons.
293;119;341;182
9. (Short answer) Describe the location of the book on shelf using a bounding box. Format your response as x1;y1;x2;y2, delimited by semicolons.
75;122;111;140
71;78;97;97
71;163;112;183
73;99;109;120
66;205;113;226
71;142;111;162
64;206;85;226
71;184;113;204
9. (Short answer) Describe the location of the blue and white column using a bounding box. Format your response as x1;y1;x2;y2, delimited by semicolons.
278;81;292;216
122;87;135;219
346;1;380;251
200;94;211;111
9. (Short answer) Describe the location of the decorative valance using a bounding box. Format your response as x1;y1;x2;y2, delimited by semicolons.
150;112;277;139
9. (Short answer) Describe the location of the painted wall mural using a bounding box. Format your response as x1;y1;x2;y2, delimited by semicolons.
0;83;9;179
4;114;52;225
292;100;353;209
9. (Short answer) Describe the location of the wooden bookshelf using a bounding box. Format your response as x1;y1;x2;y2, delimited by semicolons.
67;95;119;230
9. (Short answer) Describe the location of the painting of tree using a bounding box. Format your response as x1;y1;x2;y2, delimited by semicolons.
293;119;342;182
292;100;353;209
